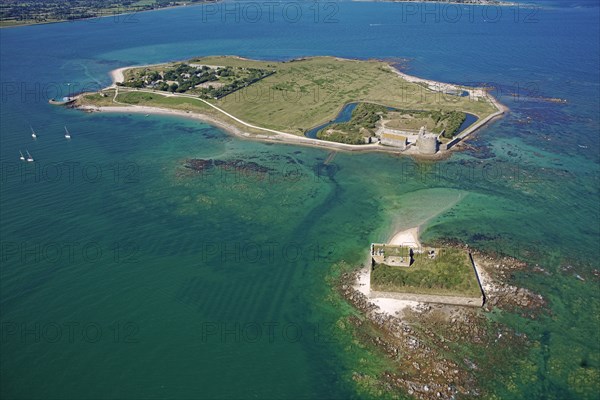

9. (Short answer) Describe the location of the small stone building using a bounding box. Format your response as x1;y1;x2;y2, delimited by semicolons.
380;132;407;149
371;244;413;267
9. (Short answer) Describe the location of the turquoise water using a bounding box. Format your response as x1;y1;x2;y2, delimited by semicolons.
1;1;598;398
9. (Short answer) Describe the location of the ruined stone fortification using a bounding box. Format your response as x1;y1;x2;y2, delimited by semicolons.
416;127;438;154
369;244;486;307
370;290;484;307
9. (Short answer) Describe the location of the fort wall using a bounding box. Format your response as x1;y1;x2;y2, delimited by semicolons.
369;290;484;307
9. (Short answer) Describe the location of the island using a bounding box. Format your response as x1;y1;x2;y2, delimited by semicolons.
75;56;506;157
339;226;547;399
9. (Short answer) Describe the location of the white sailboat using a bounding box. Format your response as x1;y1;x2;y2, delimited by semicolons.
19;150;25;161
64;126;71;140
30;126;37;139
25;150;34;162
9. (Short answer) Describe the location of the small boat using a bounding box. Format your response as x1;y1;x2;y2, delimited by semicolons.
31;126;37;139
25;150;34;162
145;114;149;117
19;150;25;161
64;126;71;140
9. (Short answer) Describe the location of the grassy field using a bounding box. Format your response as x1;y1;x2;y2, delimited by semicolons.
113;56;498;136
78;90;214;113
117;92;211;112
78;91;117;107
370;248;482;297
317;103;387;144
384;109;466;136
77;90;272;136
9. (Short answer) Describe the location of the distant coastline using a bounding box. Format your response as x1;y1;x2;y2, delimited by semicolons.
0;1;209;29
353;0;519;6
1;0;535;29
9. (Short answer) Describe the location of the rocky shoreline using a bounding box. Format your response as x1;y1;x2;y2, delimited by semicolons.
336;243;547;399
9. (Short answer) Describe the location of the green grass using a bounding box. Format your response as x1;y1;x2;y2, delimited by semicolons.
79;90;215;117
317;103;388;144
370;248;482;297
79;90;273;136
78;91;116;106
383;109;466;137
115;56;499;136
115;91;212;112
81;90;213;113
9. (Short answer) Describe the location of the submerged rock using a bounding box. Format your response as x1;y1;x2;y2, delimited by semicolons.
184;158;274;175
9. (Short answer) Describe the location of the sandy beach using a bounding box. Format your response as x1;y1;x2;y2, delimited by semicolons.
390;65;487;100
79;104;252;139
108;61;177;87
109;68;126;85
354;265;421;316
389;226;421;248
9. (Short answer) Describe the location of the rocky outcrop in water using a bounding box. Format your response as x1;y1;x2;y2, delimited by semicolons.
184;158;274;174
337;244;547;399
